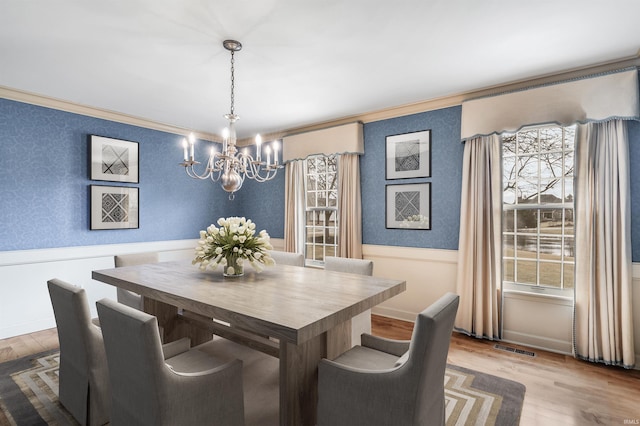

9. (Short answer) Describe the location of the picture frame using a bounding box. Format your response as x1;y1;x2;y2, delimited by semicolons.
90;185;139;230
386;183;431;230
90;135;139;183
385;130;431;179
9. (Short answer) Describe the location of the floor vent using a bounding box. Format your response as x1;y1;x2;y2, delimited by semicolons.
494;344;536;357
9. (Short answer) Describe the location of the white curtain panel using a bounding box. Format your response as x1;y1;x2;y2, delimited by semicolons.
284;160;305;254
455;134;502;339
461;68;639;141
574;120;635;368
337;154;363;259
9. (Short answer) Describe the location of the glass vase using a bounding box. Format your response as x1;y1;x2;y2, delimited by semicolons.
223;255;244;277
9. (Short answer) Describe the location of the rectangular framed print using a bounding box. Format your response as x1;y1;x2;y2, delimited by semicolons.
385;130;431;179
90;135;139;183
386;183;431;230
90;185;139;230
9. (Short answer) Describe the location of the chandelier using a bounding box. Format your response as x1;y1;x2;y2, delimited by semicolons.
180;40;281;198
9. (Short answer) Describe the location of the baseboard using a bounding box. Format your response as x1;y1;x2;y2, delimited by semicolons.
372;305;416;323
502;330;572;355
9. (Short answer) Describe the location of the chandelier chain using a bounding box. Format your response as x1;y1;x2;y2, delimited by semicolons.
230;51;235;115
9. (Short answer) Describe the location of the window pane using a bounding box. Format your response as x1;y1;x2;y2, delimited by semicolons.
516;259;537;284
564;126;576;150
503;211;515;232
564;178;574;202
503;156;516;182
564;210;574;236
307;192;316;208
563;263;574;289
503;184;517;205
503;134;516;154
540;236;562;258
516;180;538;202
518;130;538;153
540;127;563;151
539;261;561;287
503;258;514;282
540;209;562;235
307;173;316;190
564;236;575;259
520;156;539;180
564;151;574;176
305;244;314;260
516;234;537;255
516;210;538;233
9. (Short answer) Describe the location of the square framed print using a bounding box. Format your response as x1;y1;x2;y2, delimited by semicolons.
385;130;431;179
90;185;139;230
386;183;431;230
90;135;139;183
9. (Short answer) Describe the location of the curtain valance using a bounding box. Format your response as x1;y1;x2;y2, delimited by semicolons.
460;68;639;141
283;122;364;162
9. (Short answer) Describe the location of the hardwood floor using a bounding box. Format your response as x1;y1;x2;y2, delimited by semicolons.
1;316;639;425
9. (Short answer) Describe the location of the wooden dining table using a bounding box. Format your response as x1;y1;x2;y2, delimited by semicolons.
92;260;405;426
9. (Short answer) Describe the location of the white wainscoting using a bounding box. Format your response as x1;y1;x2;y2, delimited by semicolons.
361;244;640;364
0;240;196;339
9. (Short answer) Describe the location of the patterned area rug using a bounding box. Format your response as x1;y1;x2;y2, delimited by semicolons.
0;350;525;425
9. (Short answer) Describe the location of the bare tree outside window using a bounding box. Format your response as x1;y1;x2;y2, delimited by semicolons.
502;125;575;294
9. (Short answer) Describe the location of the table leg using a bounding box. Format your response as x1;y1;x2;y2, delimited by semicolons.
142;298;212;346
278;319;352;426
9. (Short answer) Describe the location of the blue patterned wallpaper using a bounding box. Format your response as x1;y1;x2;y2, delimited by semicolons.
0;98;233;251
2;98;639;260
361;107;464;250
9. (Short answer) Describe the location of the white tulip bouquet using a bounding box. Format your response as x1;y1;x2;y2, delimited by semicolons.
193;217;275;276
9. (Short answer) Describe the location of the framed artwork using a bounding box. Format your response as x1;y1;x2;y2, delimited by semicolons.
90;135;139;183
90;185;139;230
385;130;431;179
386;183;431;230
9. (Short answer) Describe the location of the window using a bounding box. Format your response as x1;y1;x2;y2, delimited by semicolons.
502;125;575;296
304;155;338;266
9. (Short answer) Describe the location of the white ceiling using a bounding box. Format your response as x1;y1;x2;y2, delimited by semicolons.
1;0;639;139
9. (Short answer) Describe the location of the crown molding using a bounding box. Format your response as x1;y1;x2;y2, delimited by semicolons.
3;53;639;146
0;85;219;143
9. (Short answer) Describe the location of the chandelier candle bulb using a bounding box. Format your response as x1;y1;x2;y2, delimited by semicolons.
182;139;188;162
188;133;195;161
265;145;271;167
256;134;262;162
273;141;279;165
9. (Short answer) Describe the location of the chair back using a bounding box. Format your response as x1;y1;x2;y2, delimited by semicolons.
406;293;459;425
47;279;110;426
114;252;159;267
96;298;167;425
114;252;159;310
324;256;373;276
269;250;305;267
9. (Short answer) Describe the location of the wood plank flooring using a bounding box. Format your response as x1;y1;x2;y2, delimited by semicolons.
1;315;639;425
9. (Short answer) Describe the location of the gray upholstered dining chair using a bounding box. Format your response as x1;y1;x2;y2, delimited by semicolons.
324;256;374;346
47;279;111;426
96;298;245;426
317;292;460;426
114;252;159;310
269;250;305;267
